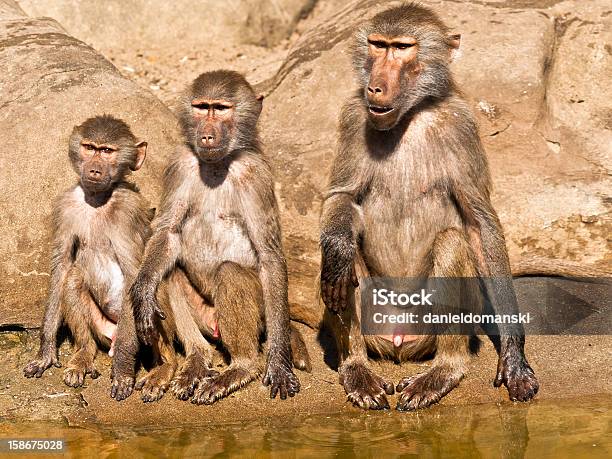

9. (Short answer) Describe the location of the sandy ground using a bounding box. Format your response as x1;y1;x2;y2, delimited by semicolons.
1;323;610;426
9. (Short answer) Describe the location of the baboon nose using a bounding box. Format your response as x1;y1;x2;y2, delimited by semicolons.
202;135;215;145
88;169;102;179
368;86;383;95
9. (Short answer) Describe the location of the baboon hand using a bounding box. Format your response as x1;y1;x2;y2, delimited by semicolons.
262;352;300;400
321;266;358;314
494;350;539;402
130;275;165;346
23;347;61;378
320;233;357;314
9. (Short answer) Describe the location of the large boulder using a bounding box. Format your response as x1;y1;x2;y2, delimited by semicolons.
259;0;611;308
0;2;179;327
17;0;315;50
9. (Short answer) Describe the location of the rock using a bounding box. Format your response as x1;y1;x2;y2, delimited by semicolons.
0;4;179;327
17;0;316;50
259;0;610;307
545;1;611;174
0;0;24;19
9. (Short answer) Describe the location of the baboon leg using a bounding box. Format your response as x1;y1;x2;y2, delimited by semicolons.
62;269;100;388
327;253;394;410
290;324;312;372
136;327;177;403
167;270;219;401
397;228;476;411
192;262;262;405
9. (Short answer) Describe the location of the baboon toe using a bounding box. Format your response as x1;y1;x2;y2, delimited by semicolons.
340;362;393;410
191;367;253;406
110;374;135;401
396;368;462;411
135;365;174;403
293;357;312;373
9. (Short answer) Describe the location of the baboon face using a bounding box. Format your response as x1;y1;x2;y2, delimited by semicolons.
69;115;147;193
180;71;262;163
353;5;461;131
364;33;421;130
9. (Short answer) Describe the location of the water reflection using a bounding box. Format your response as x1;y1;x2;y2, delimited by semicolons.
1;397;609;458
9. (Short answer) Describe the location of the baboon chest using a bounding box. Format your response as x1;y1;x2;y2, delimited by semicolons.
180;187;257;274
360;140;461;276
69;196;126;321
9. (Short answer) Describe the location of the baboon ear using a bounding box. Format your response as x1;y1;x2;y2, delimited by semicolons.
132;141;147;171
255;94;264;115
448;34;461;61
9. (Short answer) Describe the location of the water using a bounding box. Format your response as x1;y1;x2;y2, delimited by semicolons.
1;397;609;458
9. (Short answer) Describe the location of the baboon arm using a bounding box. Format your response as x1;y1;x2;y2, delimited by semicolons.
241;181;291;363
40;229;75;354
321;109;369;244
452;182;526;348
320;193;363;245
137;200;187;284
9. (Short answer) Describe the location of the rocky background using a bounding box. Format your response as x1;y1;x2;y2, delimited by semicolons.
0;0;610;425
2;0;609;327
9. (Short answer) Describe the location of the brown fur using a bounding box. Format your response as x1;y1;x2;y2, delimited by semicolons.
128;71;306;404
320;4;539;411
24;116;155;392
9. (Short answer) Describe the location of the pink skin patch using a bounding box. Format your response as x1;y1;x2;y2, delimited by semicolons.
88;299;117;356
108;330;117;357
378;334;419;348
194;302;220;339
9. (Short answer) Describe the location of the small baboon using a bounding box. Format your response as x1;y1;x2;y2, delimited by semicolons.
320;4;539;410
126;70;308;405
24;115;151;389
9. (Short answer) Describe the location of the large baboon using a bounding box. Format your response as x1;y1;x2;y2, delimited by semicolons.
320;4;539;411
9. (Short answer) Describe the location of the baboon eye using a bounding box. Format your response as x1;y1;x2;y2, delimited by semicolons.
369;40;387;49
84;144;95;151
101;148;112;154
394;43;415;50
214;104;231;114
192;103;210;111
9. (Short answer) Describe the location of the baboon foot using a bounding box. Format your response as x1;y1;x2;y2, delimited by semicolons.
191;366;256;405
495;353;539;402
110;372;135;401
339;361;394;410
396;366;463;411
24;353;60;379
136;362;176;403
170;353;218;401
63;351;99;388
